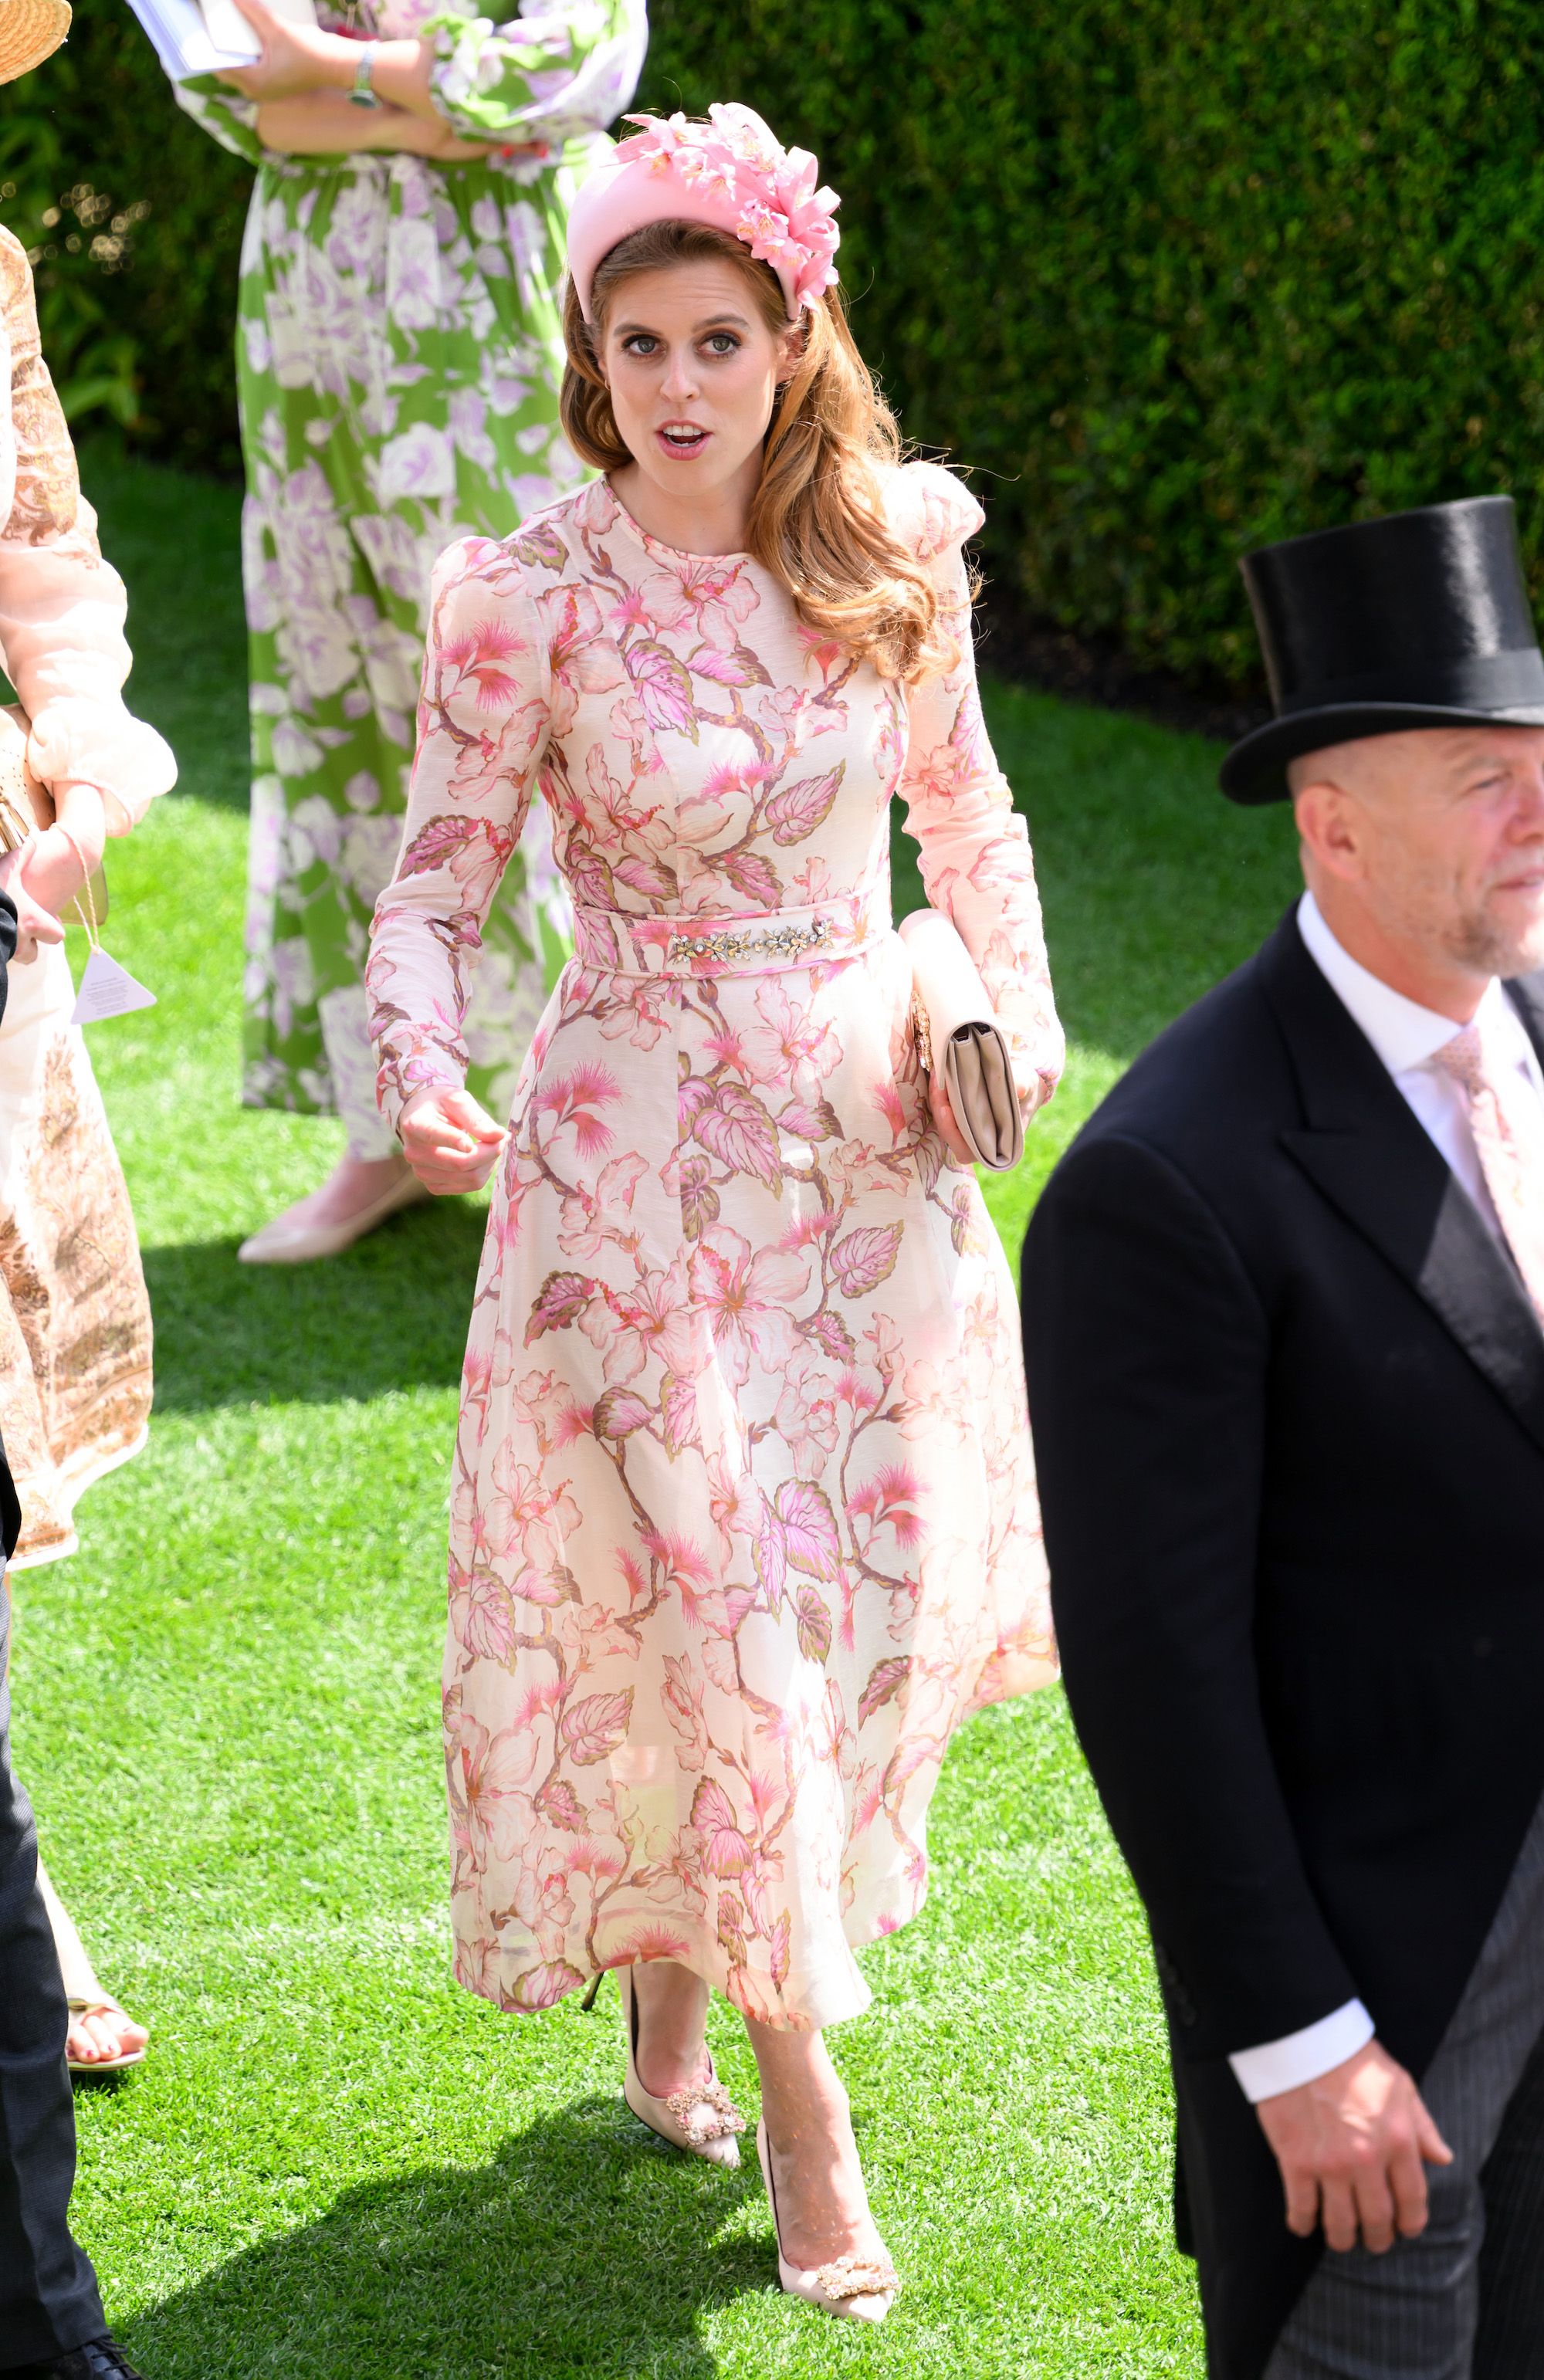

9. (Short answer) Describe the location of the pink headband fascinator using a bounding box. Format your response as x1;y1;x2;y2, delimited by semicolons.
567;103;841;326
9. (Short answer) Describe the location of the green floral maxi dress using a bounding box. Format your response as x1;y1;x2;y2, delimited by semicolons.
171;0;647;1151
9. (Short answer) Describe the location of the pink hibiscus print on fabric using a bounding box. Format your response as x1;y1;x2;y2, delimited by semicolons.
557;1151;648;1260
689;1226;808;1387
637;556;758;652
744;977;840;1089
476;1445;581;1600
538;581;625;733
455;1715;538;1875
578;1255;701;1386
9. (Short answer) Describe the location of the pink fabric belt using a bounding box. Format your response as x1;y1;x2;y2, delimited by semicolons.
571;882;891;980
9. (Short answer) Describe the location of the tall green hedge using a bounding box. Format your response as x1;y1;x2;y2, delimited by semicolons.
2;0;251;471
12;0;1544;682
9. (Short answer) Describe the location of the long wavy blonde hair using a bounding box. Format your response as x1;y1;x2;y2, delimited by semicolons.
560;220;957;685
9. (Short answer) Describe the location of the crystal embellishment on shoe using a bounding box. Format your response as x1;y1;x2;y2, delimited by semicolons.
811;2252;902;2301
662;2076;747;2144
618;1965;744;2167
756;2116;899;2324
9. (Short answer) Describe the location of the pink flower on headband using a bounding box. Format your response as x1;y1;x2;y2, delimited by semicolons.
615;103;841;312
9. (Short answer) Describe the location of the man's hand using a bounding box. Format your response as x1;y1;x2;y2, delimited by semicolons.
399;1084;507;1195
1254;2039;1453;2253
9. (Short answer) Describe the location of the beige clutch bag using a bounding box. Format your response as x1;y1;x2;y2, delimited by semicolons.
899;907;1024;1172
0;700;107;926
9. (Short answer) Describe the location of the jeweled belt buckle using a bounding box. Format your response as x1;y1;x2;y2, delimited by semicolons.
668;914;835;968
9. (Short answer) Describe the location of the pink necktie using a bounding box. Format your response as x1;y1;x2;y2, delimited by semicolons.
1431;1018;1544;1325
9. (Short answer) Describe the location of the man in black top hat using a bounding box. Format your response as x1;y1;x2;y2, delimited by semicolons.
1022;495;1544;2380
0;879;146;2380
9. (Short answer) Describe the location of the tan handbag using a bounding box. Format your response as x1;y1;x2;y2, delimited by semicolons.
899;906;1024;1172
0;701;107;928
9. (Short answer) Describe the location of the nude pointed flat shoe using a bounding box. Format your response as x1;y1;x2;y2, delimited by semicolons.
237;1167;429;1264
757;2118;899;2322
615;1965;745;2166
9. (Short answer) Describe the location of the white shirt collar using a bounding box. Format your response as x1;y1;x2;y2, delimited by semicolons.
1296;889;1529;1081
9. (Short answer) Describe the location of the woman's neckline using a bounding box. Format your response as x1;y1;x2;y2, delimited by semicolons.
602;479;754;568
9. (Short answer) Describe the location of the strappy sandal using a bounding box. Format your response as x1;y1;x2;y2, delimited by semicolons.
66;1996;148;2077
36;1862;149;2078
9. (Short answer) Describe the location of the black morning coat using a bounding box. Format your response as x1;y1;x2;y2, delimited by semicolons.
0;890;20;1558
1021;906;1544;2380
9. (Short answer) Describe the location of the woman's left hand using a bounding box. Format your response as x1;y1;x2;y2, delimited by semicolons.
217;0;354;100
0;845;66;962
15;781;107;918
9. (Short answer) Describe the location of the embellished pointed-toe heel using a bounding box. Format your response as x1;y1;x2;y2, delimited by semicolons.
615;1965;745;2167
756;2118;899;2322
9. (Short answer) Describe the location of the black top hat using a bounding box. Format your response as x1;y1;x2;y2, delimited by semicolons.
1219;496;1544;803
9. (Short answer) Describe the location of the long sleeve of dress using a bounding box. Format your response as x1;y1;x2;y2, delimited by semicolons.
367;533;551;1128
0;233;176;832
892;462;1064;1116
422;0;647;146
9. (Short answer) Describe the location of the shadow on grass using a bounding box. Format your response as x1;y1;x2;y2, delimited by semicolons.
145;1200;489;1411
121;2100;765;2379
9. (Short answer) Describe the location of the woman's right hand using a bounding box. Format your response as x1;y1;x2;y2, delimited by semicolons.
399;1085;508;1194
926;1063;977;1169
0;844;66;964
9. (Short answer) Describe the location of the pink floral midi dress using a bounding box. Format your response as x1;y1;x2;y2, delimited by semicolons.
367;459;1065;2030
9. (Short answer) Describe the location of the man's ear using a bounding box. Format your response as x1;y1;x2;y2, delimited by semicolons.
1294;780;1366;884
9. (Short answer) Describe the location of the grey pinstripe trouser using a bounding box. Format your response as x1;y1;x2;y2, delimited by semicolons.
1265;1794;1544;2380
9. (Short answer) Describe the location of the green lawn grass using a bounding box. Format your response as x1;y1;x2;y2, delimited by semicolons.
10;452;1299;2379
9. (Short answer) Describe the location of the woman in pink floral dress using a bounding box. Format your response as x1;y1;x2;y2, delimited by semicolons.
367;105;1064;2319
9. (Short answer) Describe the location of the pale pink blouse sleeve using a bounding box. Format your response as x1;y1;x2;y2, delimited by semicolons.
0;232;174;833
367;535;552;1133
892;460;1065;1117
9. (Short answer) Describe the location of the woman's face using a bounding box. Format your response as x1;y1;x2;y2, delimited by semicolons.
598;259;800;515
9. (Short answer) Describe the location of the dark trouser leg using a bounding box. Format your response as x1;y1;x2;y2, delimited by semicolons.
1473;2022;1544;2378
1265;1792;1544;2380
0;1576;105;2367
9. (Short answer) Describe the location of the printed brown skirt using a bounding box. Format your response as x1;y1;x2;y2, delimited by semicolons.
0;941;150;1567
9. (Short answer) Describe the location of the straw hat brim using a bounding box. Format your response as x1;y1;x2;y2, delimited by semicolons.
0;0;70;86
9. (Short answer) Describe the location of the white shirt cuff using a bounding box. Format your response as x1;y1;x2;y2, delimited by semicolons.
1228;1999;1375;2104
